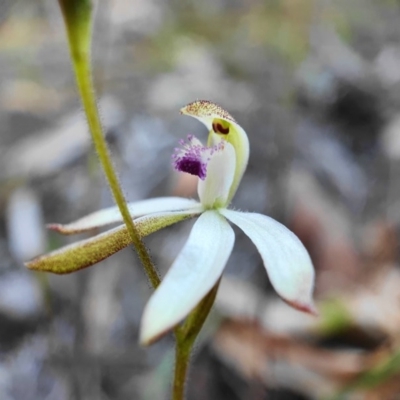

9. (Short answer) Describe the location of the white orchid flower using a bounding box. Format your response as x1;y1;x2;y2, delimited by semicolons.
26;100;316;345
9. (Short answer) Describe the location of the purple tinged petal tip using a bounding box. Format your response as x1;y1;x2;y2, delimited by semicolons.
284;299;319;316
220;209;316;317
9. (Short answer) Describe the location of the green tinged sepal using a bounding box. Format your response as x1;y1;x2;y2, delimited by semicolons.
26;211;196;274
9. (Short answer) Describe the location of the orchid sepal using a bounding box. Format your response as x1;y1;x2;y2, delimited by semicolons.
48;197;202;234
220;209;316;315
140;210;235;345
26;210;200;274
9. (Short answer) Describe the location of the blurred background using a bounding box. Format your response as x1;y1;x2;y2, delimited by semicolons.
1;0;400;399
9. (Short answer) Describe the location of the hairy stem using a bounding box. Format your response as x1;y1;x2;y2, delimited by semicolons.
173;338;192;400
58;0;160;288
173;281;220;400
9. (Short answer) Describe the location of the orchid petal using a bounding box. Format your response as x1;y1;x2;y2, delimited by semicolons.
140;210;234;345
26;210;200;274
220;209;316;315
48;197;202;234
197;141;236;208
181;100;249;205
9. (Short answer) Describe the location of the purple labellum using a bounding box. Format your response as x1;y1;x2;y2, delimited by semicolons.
175;157;207;180
172;135;225;180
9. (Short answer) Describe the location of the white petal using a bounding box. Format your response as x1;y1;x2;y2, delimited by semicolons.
140;210;235;344
26;209;200;274
48;197;202;234
220;209;316;314
198;141;236;208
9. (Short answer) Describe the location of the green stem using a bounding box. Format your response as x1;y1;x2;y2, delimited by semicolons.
173;338;191;400
172;281;220;400
181;280;220;342
58;0;160;288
